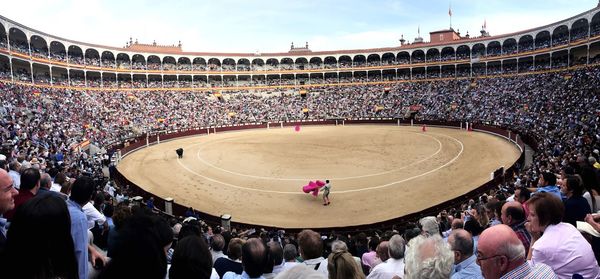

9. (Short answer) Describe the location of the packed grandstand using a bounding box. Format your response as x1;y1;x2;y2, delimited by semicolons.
1;2;600;279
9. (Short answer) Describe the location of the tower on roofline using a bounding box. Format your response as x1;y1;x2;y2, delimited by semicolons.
429;27;460;43
414;26;424;43
480;19;490;37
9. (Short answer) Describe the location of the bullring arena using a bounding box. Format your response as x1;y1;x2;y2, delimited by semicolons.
118;124;521;228
4;1;600;277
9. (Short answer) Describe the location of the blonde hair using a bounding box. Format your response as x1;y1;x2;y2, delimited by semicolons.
327;251;365;279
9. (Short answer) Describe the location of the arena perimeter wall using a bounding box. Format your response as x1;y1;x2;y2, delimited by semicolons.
112;119;527;232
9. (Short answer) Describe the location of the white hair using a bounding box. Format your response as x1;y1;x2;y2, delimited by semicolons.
331;240;348;253
419;216;440;236
405;235;453;279
502;241;526;261
388;234;406;259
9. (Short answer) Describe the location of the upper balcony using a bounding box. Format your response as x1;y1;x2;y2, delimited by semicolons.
1;4;600;75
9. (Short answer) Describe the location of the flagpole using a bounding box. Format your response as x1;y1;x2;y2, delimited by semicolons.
449;3;452;29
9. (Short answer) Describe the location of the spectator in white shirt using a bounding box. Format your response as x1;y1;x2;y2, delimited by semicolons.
298;229;328;276
367;234;405;279
210;234;227;264
82;200;106;229
104;181;116;197
281;244;300;271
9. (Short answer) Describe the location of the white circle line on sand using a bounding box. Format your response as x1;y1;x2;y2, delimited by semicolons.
175;132;465;194
193;130;443;181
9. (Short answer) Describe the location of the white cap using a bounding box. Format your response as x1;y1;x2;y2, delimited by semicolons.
183;216;198;223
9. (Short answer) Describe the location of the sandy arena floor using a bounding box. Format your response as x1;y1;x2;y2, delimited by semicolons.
117;125;521;228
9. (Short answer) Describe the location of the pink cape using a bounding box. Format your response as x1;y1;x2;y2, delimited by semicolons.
302;181;323;196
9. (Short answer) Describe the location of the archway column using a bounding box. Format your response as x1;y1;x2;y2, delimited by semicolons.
8;57;14;82
29;62;33;84
588;44;591;64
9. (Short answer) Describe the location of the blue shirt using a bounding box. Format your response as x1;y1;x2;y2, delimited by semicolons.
147;199;154;210
223;271;266;279
0;216;8;249
472;235;479;255
535;185;562;200
67;199;89;279
451;254;483;279
0;217;8;237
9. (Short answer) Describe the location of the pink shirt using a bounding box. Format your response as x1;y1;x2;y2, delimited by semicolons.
361;251;378;269
531;223;600;279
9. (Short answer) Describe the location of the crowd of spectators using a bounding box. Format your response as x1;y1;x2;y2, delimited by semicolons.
0;65;600;278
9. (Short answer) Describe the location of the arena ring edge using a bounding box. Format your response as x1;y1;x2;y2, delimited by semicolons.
115;120;523;229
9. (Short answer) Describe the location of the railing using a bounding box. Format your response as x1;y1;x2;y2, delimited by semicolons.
1;62;596;94
112;119;528;232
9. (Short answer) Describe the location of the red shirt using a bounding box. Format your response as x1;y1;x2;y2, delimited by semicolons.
4;190;35;220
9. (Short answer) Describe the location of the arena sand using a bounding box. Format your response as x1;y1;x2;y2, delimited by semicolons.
117;125;521;228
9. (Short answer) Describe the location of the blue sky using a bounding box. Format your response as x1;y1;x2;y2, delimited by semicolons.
2;0;597;53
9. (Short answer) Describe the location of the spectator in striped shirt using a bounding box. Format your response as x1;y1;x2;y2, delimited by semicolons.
477;224;557;279
500;201;532;252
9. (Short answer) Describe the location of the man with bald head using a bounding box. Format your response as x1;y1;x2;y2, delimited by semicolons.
500;201;531;252
369;240;389;270
477;225;557;279
223;238;268;279
0;169;19;250
448;229;482;278
36;173;63;199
